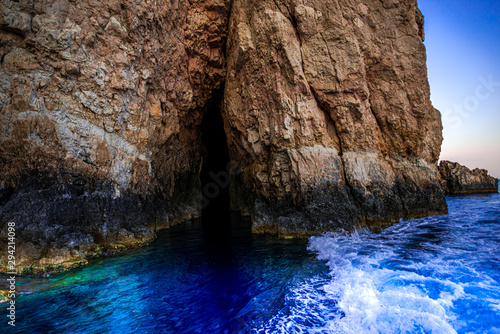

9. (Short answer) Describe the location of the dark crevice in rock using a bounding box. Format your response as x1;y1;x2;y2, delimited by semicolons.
309;87;340;146
200;87;231;229
288;8;298;30
0;186;15;207
368;103;385;140
0;0;453;274
0;27;25;38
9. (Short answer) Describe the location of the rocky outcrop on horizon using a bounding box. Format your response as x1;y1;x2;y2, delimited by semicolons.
438;161;498;194
1;0;447;274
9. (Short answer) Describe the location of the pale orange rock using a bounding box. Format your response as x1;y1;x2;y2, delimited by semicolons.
0;0;230;274
224;0;447;234
0;0;448;274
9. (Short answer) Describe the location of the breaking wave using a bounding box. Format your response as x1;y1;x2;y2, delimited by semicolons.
256;194;500;333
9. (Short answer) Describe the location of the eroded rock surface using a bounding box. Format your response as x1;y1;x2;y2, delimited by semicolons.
224;0;447;235
438;161;498;194
0;0;447;274
0;0;229;274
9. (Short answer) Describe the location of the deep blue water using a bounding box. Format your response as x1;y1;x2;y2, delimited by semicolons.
1;193;500;333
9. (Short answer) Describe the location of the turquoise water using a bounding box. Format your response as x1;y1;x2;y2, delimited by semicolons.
2;193;500;333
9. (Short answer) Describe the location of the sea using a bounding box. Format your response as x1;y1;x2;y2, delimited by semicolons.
1;192;499;333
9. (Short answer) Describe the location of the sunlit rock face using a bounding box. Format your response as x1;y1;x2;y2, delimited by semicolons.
224;0;447;235
438;161;498;194
0;0;447;274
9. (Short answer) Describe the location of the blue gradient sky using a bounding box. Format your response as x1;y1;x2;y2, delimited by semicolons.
418;0;500;177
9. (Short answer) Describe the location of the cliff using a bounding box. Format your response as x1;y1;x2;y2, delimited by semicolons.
0;0;230;274
438;161;498;194
224;0;446;235
0;0;447;274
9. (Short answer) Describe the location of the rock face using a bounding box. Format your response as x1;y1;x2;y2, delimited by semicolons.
224;0;446;234
0;0;230;274
438;161;498;194
0;0;447;274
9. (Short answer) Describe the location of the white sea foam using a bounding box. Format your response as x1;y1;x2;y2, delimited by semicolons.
311;235;463;333
259;232;465;333
256;195;500;334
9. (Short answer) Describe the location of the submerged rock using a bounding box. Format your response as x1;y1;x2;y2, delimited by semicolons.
438;161;499;194
1;0;447;274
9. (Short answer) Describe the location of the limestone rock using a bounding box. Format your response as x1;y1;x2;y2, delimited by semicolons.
0;2;31;36
438;161;498;194
0;0;230;274
0;0;448;274
224;0;447;235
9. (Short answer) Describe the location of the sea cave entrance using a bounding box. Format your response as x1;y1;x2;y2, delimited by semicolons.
200;90;232;233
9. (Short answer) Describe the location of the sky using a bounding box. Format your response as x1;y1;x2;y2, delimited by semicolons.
418;0;500;178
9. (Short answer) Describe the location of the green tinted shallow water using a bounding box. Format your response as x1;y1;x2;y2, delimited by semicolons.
1;217;323;333
1;193;500;333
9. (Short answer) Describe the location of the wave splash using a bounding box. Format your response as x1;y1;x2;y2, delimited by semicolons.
256;195;500;333
308;232;461;334
259;233;461;334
